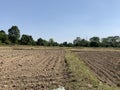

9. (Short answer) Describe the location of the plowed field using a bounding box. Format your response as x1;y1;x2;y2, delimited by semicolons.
75;51;120;87
0;49;67;90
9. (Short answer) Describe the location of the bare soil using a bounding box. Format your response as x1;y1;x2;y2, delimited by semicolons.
75;51;120;87
0;49;67;90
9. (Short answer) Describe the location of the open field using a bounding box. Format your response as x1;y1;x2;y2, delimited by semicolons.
0;46;119;90
65;51;118;90
74;50;120;87
0;49;67;90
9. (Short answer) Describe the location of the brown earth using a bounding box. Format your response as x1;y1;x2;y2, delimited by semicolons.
75;50;120;87
0;49;67;90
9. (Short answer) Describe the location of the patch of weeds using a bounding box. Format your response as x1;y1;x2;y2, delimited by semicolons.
65;50;118;90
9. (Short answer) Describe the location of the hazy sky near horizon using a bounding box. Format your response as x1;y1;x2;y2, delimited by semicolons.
0;0;120;42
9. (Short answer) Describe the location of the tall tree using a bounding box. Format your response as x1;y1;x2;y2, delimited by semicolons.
48;38;54;46
0;30;9;44
73;37;81;46
101;38;110;47
90;37;100;47
0;30;7;43
80;39;89;47
67;42;73;47
36;38;44;45
8;26;20;44
20;34;34;45
36;38;48;46
63;41;68;46
111;36;120;47
102;36;120;47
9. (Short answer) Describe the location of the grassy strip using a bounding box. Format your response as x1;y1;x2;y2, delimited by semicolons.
65;50;118;90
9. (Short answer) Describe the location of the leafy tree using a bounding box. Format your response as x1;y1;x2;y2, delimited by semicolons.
20;34;34;45
67;42;73;47
60;42;73;47
73;37;81;46
101;37;111;47
101;38;108;47
48;38;54;46
36;38;49;46
80;39;89;47
90;37;100;47
101;36;120;47
63;41;68;46
37;38;43;45
90;37;100;42
111;36;120;47
8;26;20;44
53;42;59;46
42;40;48;46
0;30;9;44
59;43;64;47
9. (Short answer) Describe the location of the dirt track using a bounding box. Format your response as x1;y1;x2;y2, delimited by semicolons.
0;49;67;90
75;51;120;87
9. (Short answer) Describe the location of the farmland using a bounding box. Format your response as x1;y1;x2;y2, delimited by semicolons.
74;50;120;88
0;47;120;90
0;48;67;90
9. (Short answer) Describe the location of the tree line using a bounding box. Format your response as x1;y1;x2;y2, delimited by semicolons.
0;25;120;47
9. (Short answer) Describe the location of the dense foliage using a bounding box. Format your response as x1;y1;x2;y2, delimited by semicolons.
8;26;20;44
20;34;35;45
1;25;120;47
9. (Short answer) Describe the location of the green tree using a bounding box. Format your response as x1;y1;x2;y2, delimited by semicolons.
73;37;81;46
37;38;43;45
111;36;120;47
63;41;68;46
36;38;48;46
0;30;9;44
67;42;73;47
90;37;100;47
102;37;111;47
8;26;20;44
53;42;59;46
102;36;120;47
20;34;34;45
37;38;47;46
48;38;54;46
59;43;64;47
80;39;89;47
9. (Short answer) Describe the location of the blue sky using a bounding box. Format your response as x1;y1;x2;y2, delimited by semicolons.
0;0;120;43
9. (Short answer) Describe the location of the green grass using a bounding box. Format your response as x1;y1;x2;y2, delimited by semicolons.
65;50;118;90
